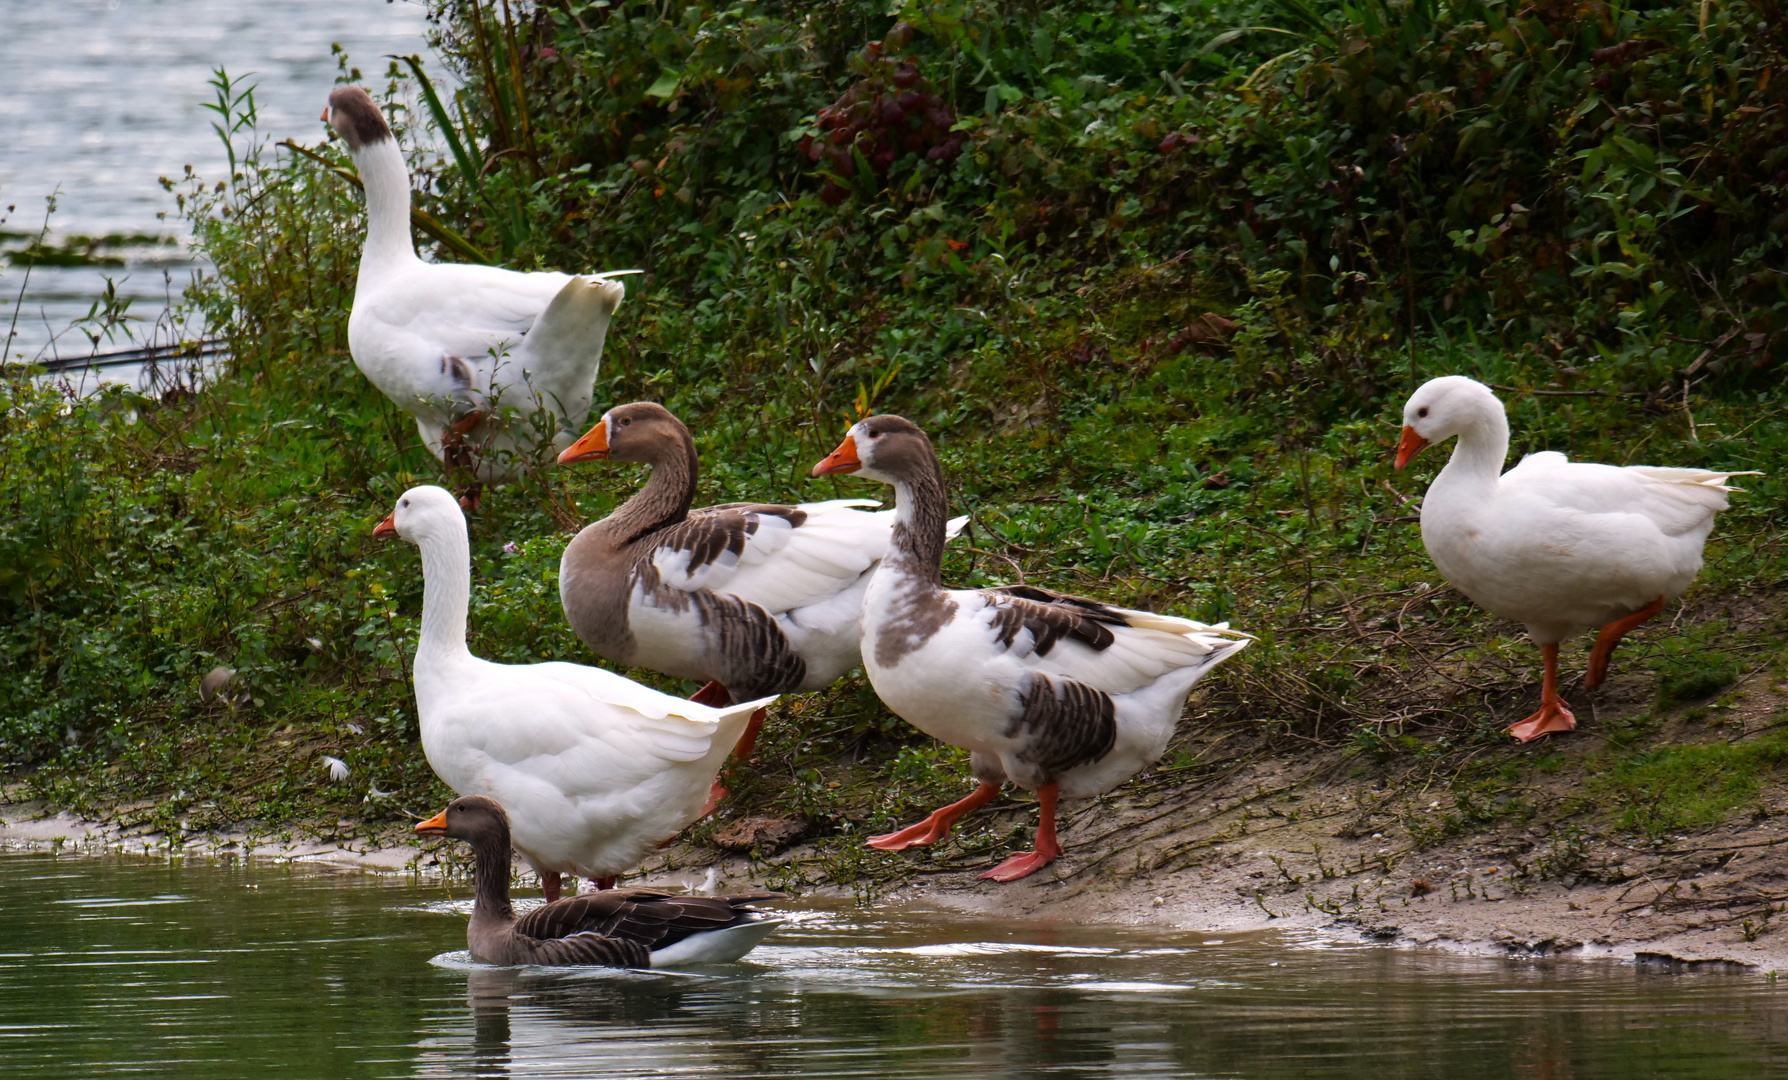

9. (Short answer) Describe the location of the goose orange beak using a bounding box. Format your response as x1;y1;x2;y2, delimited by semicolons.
811;435;861;477
558;419;609;464
372;512;398;539
414;809;448;835
1395;426;1430;469
320;106;330;123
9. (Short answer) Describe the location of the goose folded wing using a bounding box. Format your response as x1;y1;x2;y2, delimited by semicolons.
368;265;571;360
648;500;892;615
515;889;774;949
980;586;1245;695
1506;455;1740;537
479;663;725;769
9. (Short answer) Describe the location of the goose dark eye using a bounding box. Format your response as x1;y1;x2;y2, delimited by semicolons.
1416;407;1429;419
620;417;631;426
402;499;410;507
867;429;880;439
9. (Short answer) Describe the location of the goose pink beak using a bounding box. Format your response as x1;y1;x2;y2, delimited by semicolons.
372;513;398;539
558;419;609;464
414;809;448;835
812;435;861;477
1395;426;1430;469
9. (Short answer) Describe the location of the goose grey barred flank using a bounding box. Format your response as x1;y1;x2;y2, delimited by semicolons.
555;402;965;815
414;796;782;967
812;414;1252;882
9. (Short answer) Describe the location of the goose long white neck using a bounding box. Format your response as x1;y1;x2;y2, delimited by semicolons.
415;522;474;667
351;139;418;275
1434;399;1512;500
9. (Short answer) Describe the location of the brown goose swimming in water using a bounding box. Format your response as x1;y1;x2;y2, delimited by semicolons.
812;415;1252;882
415;795;783;967
556;402;964;814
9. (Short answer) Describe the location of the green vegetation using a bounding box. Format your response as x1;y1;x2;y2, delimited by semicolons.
2;0;1785;871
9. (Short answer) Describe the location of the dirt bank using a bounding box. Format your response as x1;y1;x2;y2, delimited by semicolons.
9;656;1787;974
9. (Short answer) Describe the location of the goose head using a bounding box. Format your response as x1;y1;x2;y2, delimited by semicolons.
1397;376;1504;468
557;401;690;466
415;794;511;843
812;414;933;486
322;85;393;155
371;485;464;544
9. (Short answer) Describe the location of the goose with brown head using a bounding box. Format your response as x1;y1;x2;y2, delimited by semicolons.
556;402;966;816
812;415;1253;882
414;795;783;967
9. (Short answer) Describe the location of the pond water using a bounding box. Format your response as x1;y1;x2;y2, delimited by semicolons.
1;0;431;374
3;852;1787;1078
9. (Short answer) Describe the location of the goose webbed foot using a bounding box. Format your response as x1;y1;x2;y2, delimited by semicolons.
1508;642;1576;742
867;782;1000;851
1507;700;1577;742
977;781;1061;882
979;846;1061;882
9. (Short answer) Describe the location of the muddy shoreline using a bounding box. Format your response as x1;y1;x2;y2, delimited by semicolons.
8;780;1783;974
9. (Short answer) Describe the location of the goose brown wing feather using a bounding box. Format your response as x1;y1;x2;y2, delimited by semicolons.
648;505;808;579
979;586;1130;657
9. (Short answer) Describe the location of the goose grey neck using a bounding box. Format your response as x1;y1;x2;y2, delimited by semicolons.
416;526;474;664
887;455;949;587
604;435;700;548
470;829;516;923
352;138;417;274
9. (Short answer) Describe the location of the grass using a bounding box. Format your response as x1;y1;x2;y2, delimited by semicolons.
2;2;1787;882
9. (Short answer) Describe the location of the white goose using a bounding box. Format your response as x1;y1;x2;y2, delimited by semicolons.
556;402;964;813
812;416;1251;882
1397;376;1753;741
373;485;774;900
324;86;632;481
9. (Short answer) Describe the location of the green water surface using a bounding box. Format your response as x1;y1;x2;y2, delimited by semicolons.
1;851;1785;1078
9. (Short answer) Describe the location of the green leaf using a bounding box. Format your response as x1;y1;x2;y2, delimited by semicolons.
644;70;682;101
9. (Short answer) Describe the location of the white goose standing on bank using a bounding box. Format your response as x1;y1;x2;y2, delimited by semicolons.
812;416;1251;882
324;86;633;481
556;402;965;814
373;485;774;900
1396;375;1755;741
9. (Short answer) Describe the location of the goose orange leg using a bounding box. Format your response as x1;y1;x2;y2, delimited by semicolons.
1586;596;1665;688
691;681;767;818
591;876;617;891
541;871;563;903
868;782;1001;851
1508;643;1576;743
980;782;1063;882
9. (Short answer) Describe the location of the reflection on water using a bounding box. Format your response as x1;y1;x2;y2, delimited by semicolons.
2;851;1786;1079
